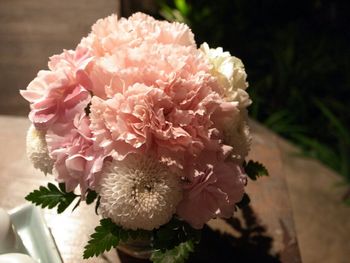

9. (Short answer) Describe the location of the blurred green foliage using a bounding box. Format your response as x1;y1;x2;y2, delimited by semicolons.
155;0;350;197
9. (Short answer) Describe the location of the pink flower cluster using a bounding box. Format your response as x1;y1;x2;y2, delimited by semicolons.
21;13;247;229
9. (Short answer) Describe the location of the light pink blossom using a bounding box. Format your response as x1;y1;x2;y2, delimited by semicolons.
81;13;195;58
90;79;236;168
20;47;92;130
46;114;105;193
177;151;246;229
84;13;238;168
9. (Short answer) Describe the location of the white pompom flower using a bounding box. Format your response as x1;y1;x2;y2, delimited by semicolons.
26;125;53;175
97;155;183;230
200;42;251;108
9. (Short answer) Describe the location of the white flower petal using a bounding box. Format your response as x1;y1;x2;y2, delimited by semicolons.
98;155;183;230
26;125;53;174
200;42;251;108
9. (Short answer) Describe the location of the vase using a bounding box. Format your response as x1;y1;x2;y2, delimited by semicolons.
117;236;154;259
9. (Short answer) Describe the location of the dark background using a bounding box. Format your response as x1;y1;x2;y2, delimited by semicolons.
151;0;350;195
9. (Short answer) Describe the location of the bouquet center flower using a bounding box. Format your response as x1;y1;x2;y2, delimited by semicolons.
98;155;182;230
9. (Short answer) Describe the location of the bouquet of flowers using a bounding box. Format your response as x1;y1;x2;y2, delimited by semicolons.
21;13;268;262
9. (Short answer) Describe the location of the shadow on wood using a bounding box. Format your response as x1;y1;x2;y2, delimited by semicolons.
189;206;280;263
116;205;280;263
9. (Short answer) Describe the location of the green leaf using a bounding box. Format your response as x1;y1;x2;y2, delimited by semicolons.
292;134;340;172
236;193;251;209
72;198;81;212
344;198;350;206
83;218;152;259
83;218;121;259
264;110;306;135
58;183;67;192
153;218;201;251
86;189;98;205
151;240;194;263
25;183;78;214
314;99;350;145
244;161;269;180
174;0;190;16
95;196;101;215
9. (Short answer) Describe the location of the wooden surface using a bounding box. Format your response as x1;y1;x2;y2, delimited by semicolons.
0;0;120;116
0;115;301;263
278;136;350;263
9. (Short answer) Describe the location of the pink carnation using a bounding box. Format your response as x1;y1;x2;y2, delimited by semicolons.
85;13;237;169
177;152;246;229
82;13;195;57
20;47;92;130
90;82;234;164
46;114;105;193
20;46;104;192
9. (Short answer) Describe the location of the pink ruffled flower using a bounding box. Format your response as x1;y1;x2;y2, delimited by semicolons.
46;114;105;193
84;13;238;168
20;47;92;130
81;13;196;58
80;13;201;100
177;152;246;229
90;79;236;167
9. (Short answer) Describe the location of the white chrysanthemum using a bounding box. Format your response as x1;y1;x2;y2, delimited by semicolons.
98;155;183;230
26;125;53;174
224;109;252;162
200;42;251;108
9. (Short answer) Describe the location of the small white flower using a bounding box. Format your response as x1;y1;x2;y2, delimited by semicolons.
200;43;252;162
97;155;183;230
26;125;53;175
223;109;252;162
200;42;251;108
